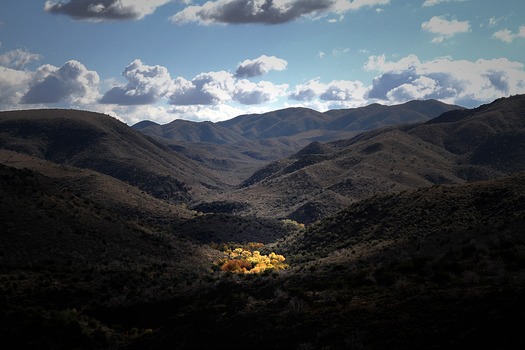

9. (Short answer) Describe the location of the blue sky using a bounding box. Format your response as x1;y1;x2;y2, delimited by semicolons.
1;0;524;124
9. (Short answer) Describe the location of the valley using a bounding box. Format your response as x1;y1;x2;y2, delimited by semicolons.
1;96;524;349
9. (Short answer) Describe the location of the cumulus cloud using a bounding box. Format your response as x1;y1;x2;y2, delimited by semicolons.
0;66;34;108
167;103;257;122
386;76;439;102
289;78;326;101
44;0;172;21
169;70;287;105
92;104;180;125
233;79;288;104
365;54;525;107
21;60;100;105
100;59;175;105
169;71;236;105
170;0;390;25
421;15;470;43
235;55;287;78
289;78;368;106
493;26;525;43
320;80;367;101
0;49;42;69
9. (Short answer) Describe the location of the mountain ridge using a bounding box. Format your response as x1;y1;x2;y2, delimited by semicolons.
0;109;228;202
132;99;463;184
133;99;463;144
202;94;525;223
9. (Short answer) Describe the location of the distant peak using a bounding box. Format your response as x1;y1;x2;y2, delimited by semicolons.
132;120;160;129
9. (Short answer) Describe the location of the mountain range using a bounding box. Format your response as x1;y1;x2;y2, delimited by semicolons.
1;95;524;349
132;99;461;183
190;95;524;223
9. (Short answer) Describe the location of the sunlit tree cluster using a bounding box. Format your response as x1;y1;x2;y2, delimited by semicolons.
216;244;288;274
281;219;305;229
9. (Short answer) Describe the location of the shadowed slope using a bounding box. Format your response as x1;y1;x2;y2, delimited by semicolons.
0;109;227;202
0;161;215;273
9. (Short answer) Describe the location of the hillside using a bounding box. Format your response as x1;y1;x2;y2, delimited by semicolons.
134;119;246;144
218;107;332;139
211;95;525;223
133;100;461;183
2;159;524;350
0;149;194;221
412;95;525;173
324;98;454;131
0;161;205;269
277;172;525;264
120;174;525;350
0;109;227;202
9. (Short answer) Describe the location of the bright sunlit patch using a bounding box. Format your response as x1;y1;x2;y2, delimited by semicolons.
214;242;288;274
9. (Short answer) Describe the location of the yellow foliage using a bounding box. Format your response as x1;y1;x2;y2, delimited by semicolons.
216;243;288;274
281;219;305;229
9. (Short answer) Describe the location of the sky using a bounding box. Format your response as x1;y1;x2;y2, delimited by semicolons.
0;0;524;125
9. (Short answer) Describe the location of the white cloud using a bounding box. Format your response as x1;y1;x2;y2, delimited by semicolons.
0;49;42;69
100;59;175;105
320;80;367;102
235;55;287;78
169;70;288;106
0;66;34;108
365;54;525;107
386;76;439;101
285;96;368;112
422;0;466;7
21;60;100;105
170;0;390;25
93;104;179;125
332;47;350;57
44;0;173;21
167;104;254;122
421;15;470;43
93;103;245;125
493;26;525;43
488;16;504;28
169;71;236;105
289;78;327;101
233;79;288;104
422;0;440;6
364;53;420;72
289;78;368;107
339;0;390;11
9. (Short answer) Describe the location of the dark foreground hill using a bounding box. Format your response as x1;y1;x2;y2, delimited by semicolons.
127;173;525;350
212;95;525;223
3;171;521;349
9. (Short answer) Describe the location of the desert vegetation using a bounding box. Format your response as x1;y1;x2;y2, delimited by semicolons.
1;95;525;349
214;242;288;274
